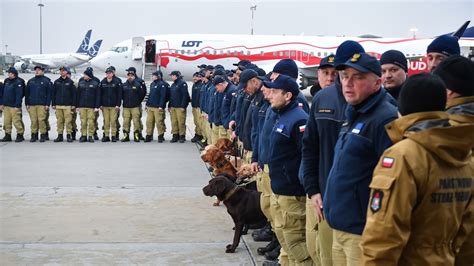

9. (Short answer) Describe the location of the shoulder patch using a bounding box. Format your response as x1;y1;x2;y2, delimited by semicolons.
370;189;383;213
381;157;395;168
299;125;306;133
276;124;285;133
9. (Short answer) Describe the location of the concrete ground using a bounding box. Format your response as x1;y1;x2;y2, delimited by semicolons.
0;78;271;265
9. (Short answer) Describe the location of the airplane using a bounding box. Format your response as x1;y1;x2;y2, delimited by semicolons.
14;29;103;72
90;22;474;90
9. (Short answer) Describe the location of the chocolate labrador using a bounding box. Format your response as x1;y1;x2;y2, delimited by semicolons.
202;176;266;253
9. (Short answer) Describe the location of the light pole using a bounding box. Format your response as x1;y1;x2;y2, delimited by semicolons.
5;44;8;54
410;28;418;39
38;1;44;54
250;5;257;35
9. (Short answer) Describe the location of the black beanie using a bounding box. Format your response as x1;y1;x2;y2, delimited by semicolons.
398;73;447;116
434;55;474;97
380;50;408;72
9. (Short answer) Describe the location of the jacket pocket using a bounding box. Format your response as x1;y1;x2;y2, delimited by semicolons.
368;175;396;218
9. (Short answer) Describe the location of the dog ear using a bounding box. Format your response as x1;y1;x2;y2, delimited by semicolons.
212;178;226;197
211;149;224;163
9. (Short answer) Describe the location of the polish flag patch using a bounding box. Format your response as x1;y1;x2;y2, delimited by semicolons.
382;157;394;168
299;125;306;133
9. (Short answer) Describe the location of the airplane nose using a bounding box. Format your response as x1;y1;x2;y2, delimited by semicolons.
90;52;110;72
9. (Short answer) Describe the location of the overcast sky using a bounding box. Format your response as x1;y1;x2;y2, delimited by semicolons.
1;0;473;55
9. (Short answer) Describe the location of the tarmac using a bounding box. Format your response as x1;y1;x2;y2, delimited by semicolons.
0;73;269;265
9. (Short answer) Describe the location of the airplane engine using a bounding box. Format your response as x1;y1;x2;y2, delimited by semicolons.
14;61;30;72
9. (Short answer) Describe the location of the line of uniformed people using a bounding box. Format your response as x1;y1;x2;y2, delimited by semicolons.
0;65;191;144
190;35;473;266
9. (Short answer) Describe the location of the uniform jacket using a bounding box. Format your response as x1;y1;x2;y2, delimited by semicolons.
323;88;398;235
302;81;346;198
199;81;210;113
212;90;225;126
168;78;190;108
241;93;256;150
191;80;203;108
206;84;217;124
52;76;76;106
221;83;237;129
256;104;274;167
360;112;474;266
146;79;169;108
268;100;309;196
77;78;100;108
25;75;52;106
100;77;122;107
1;77;25;108
122;78;145;108
251;95;270;164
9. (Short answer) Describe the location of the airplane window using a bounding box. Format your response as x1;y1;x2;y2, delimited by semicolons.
206;51;210;55
291;51;295;56
194;50;198;55
310;52;314;56
280;52;284;56
234;51;238;55
285;51;290;56
303;52;307;56
213;50;217;55
273;52;277;56
227;50;230;55
260;51;264;56
317;52;321;57
247;51;251;55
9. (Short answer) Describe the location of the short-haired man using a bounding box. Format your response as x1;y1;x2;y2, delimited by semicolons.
380;50;408;100
324;53;398;264
426;34;460;72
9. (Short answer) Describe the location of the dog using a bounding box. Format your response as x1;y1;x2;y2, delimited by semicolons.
202;176;266;253
201;145;238;178
215;138;237;156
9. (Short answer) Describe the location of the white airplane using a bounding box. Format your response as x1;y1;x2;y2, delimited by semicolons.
14;29;103;72
90;22;474;89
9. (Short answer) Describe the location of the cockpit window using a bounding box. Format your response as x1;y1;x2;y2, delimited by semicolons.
110;46;128;53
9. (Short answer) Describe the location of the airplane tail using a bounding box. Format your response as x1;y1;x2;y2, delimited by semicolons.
76;29;92;54
88;40;103;58
452;21;470;39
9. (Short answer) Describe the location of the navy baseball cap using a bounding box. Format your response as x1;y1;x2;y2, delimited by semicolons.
233;59;251;67
239;69;258;86
170;70;181;76
125;67;136;73
197;64;207;69
59;66;69;72
105;67;114;73
152;70;163;77
263;74;299;97
319;55;335;69
34;65;45;70
212;75;227;86
336;53;381;77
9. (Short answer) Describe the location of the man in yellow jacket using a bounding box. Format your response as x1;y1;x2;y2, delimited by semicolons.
360;73;474;265
434;55;474;266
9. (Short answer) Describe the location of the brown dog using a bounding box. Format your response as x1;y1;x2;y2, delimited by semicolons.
201;145;238;178
215;138;237;156
202;176;266;253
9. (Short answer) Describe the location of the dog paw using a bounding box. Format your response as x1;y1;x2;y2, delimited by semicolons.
225;244;235;253
213;202;220;206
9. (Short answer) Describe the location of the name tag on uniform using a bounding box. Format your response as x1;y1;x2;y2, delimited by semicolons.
351;122;364;134
317;108;335;114
276;124;285;133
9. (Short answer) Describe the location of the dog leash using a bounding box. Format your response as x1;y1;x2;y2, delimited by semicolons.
237;177;257;187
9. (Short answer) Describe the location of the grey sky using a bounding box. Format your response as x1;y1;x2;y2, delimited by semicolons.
1;0;473;55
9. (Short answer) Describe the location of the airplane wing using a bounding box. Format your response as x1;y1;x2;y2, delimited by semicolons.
29;59;54;68
70;53;91;61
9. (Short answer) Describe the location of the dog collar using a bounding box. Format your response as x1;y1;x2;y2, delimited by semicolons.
223;186;240;202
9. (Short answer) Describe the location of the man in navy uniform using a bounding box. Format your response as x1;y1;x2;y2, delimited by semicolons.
0;67;25;142
25;65;53;142
145;71;169;143
168;70;190;143
99;67;122;142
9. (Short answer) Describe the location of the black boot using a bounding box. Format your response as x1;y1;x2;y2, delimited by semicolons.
144;135;152;142
253;227;274;242
30;133;38;143
88;136;94;143
71;130;76;140
258;235;280;255
1;133;12;142
264;244;281;261
93;132;99;141
179;135;186;143
170;134;179;143
111;136;117;142
121;132;130;142
262;260;280;266
158;134;165;143
45;132;50;141
15;134;25;142
191;134;202;143
39;133;47;142
252;223;271;237
66;134;73;143
133;131;140;142
138;132;145;141
101;136;110;142
79;136;87;143
54;134;63;142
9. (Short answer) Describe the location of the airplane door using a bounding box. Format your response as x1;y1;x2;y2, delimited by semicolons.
155;40;170;71
299;49;310;64
131;37;145;77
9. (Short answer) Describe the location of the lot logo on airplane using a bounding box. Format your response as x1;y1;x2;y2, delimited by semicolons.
181;41;203;47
